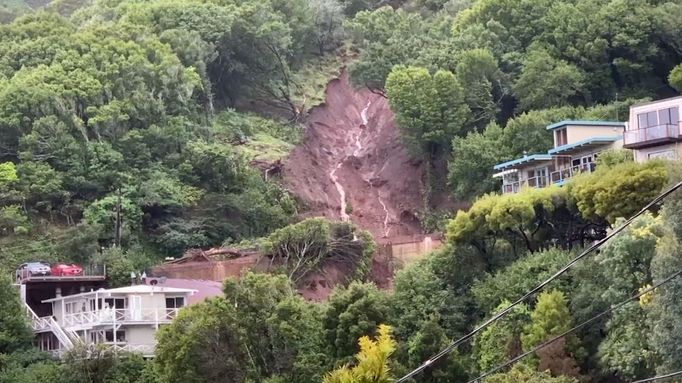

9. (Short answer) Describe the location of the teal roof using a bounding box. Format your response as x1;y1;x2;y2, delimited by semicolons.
546;120;625;131
548;136;622;155
493;154;553;170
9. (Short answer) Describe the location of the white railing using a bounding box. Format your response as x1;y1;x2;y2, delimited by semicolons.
502;181;520;194
25;302;76;350
527;175;549;188
502;176;550;194
550;163;595;184
25;304;51;332
62;310;100;328
49;344;156;358
48;317;76;349
107;343;156;356
60;308;180;329
624;122;682;147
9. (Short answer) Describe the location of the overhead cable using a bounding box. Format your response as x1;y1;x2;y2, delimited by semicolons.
465;267;682;383
632;370;682;383
396;180;682;383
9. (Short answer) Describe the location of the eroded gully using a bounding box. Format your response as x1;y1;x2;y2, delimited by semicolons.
328;100;392;237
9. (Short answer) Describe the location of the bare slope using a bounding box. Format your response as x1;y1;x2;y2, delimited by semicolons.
284;71;424;240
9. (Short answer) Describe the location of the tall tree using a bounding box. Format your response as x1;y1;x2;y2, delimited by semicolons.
323;325;397;383
386;66;469;159
0;274;31;355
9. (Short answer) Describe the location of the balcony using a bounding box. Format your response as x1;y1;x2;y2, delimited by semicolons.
550;163;595;185
16;264;107;284
501;175;550;194
58;308;181;330
623;122;682;149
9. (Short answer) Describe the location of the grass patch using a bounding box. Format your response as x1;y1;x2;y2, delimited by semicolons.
238;133;294;162
212;109;302;162
291;42;353;111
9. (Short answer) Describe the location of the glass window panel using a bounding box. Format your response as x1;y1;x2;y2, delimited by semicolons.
659;108;672;125
647;111;658;127
671;107;679;124
638;113;648;129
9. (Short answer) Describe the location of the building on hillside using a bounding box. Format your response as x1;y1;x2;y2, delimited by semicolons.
27;284;195;357
494;120;625;194
624;96;682;162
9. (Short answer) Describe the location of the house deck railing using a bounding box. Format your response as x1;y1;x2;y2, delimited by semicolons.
501;175;550;194
550;163;596;184
624;122;682;147
59;308;180;329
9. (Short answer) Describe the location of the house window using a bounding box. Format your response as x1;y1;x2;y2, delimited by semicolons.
104;330;125;342
165;297;185;309
104;298;125;309
555;129;568;146
638;107;679;129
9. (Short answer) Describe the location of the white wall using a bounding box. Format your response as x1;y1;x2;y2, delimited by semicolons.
633;142;682;163
565;125;623;145
125;325;157;345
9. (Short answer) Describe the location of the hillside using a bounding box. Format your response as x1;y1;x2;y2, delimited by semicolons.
1;1;682;383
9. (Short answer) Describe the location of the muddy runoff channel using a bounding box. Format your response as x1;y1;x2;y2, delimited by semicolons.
283;72;424;240
328;100;391;236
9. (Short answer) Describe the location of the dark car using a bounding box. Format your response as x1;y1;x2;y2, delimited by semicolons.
51;263;84;277
16;262;51;280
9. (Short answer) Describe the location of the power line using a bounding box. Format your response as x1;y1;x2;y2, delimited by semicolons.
396;180;682;383
632;370;682;383
465;268;682;383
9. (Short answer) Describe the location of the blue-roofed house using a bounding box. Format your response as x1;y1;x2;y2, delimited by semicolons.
493;154;554;194
493;120;625;194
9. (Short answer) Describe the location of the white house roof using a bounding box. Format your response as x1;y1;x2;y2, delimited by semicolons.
42;284;197;303
492;169;518;178
105;285;197;295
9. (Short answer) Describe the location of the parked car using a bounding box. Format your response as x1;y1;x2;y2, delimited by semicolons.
51;263;84;277
16;262;51;280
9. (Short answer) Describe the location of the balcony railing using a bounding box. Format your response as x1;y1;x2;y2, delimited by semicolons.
550;163;595;184
624;122;682;148
48;343;157;358
15;264;107;283
502;176;550;194
502;181;521;194
60;308;180;329
106;343;156;356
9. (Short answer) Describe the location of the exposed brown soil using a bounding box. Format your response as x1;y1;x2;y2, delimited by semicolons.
284;71;425;241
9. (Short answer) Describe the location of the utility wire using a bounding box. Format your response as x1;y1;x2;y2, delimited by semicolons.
632;370;682;383
465;268;682;383
396;180;682;383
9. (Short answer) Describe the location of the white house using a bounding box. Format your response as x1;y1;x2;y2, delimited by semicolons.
28;285;195;357
624;96;682;162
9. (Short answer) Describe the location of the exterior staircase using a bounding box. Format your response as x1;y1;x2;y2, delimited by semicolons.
25;302;78;351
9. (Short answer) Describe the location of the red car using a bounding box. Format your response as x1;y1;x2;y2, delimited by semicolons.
51;263;84;277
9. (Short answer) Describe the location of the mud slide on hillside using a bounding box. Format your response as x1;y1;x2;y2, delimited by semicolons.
284;71;424;240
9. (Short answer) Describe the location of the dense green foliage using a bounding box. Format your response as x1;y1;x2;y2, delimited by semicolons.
323;325;397;383
0;0;353;270
447;161;667;259
156;273;327;383
349;0;680;201
2;1;682;383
